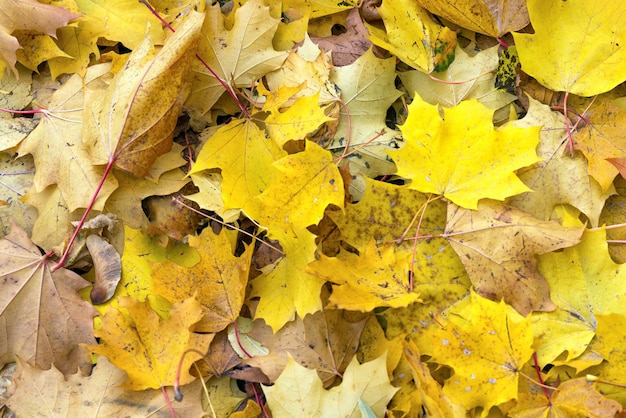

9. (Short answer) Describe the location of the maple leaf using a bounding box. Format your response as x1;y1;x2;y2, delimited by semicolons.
249;228;325;332
307;241;421;311
263;353;397;418
185;0;288;119
511;376;622;418
17;64;118;213
247;309;368;387
0;222;97;375
0;0;79;76
513;0;626;96
88;296;213;390
508;97;615;227
387;94;541;209
3;357;206;417
365;0;456;73
83;11;203;177
444;200;584;315
418;290;534;416
533;227;626;366
250;141;344;231
328;48;403;177
400;45;516;111
415;0;529;38
190;119;286;215
152;228;253;333
575;101;626;192
591;313;626;395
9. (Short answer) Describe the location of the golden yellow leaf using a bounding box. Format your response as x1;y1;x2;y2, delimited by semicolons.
14;31;71;72
189;119;286;214
83;11;202;177
307;241;420;312
387;94;541;209
591;313;626;400
185;0;288;119
365;0;456;73
88;296;213;390
513;0;626;96
415;0;529;38
249;228;324;332
533;228;626;366
445;200;584;315
153;228;253;333
263;353;397;418
418;290;534;416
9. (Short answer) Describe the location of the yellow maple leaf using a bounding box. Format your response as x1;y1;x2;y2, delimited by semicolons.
251;141;344;231
513;0;626;96
365;0;456;73
387;94;541;209
185;0;288;119
418;290;534;416
415;0;529;38
508;97;615;227
189;119;286;214
249;228;324;332
307;241;421;312
533;227;626;366
152;228;253;333
263;353;397;418
591;313;626;400
88;296;213;390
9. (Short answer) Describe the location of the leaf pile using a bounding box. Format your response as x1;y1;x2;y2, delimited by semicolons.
2;0;626;416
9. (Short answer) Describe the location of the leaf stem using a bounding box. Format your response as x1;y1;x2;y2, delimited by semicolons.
52;157;116;271
532;352;551;402
160;386;176;418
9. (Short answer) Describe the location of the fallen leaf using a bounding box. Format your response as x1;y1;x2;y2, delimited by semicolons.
0;222;97;375
4;356;206;417
415;0;529;38
418;290;534;416
508;97;615;227
513;0;626;96
366;0;456;73
263;353;397;418
307;241;421;311
153;228;253;333
387;94;541;209
88;296;213;390
83;11;203;177
310;8;372;66
185;0;288;119
444;200;584;315
0;0;78;76
86;234;121;304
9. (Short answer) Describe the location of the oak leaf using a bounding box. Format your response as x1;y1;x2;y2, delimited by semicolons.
83;11;203;177
185;0;288;119
88;296;213;390
152;228;253;333
418;291;534;416
445;200;584;315
415;0;529;38
0;0;78;76
307;241;421;311
513;0;626;96
263;353;397;418
508;98;615;227
3;356;206;417
366;0;456;73
388;95;541;209
0;222;97;375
